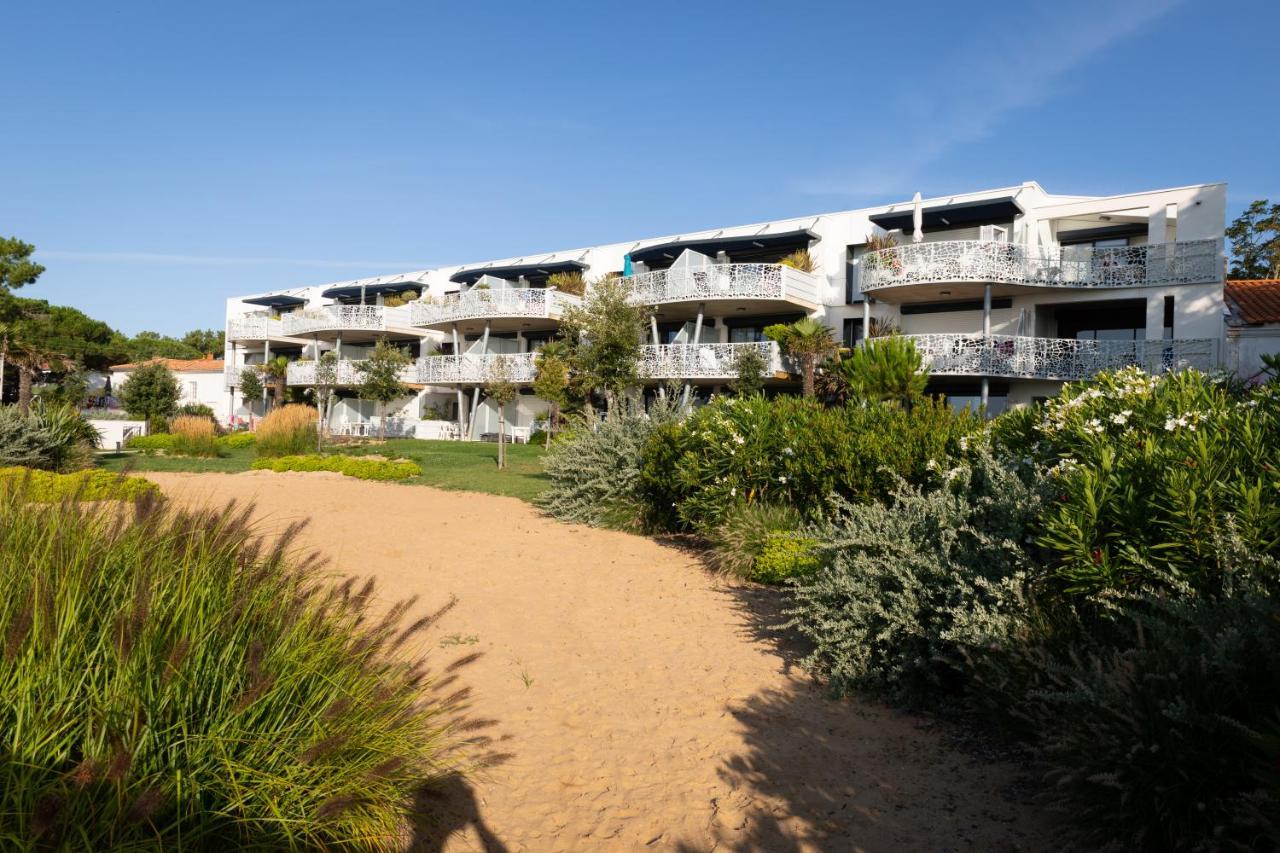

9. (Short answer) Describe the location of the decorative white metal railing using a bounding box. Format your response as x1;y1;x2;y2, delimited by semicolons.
859;239;1222;294
281;305;411;336
623;263;821;306
409;288;581;327
638;342;784;379
899;334;1217;381
225;367;244;388
286;359;415;386
227;314;272;341
415;352;539;384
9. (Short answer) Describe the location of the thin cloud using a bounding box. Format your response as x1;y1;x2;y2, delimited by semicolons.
36;250;434;271
797;0;1182;199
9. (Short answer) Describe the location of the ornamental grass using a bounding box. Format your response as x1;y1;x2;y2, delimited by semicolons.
256;404;318;458
169;414;220;458
0;480;465;849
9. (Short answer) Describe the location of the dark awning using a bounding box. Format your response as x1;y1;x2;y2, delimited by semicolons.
243;294;306;308
449;260;587;286
320;282;420;300
629;228;817;266
868;197;1022;235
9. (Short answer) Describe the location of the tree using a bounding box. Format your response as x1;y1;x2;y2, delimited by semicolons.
836;335;929;409
354;339;411;439
484;357;520;469
559;276;647;419
118;362;181;423
532;343;570;447
117;330;202;362
260;356;290;410
729;346;768;397
765;317;837;398
1226;199;1280;279
311;351;339;451
238;367;263;413
182;328;225;356
0;236;45;292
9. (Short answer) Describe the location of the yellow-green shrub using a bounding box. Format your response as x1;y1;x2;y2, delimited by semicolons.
126;433;176;451
753;533;821;583
216;432;256;449
251;454;419;481
0;467;161;502
255;405;318;458
170;415;220;457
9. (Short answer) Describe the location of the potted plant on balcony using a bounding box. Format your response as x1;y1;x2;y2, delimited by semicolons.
546;270;586;297
861;232;901;275
777;248;816;273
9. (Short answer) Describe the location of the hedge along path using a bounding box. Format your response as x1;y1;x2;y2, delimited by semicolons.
143;470;1054;851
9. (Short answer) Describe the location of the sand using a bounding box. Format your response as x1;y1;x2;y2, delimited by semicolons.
144;471;1052;852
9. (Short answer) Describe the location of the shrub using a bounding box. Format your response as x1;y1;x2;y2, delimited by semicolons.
785;450;1044;705
0;483;462;848
174;402;216;420
255;404;318;458
640;395;980;533
539;402;679;530
118;362;180;422
993;368;1280;598
705;501;807;581
216;431;256;449
126;433;176;452
753;533;821;584
169;415;220;458
0;467;161;502
0;403;98;472
250;454;420;481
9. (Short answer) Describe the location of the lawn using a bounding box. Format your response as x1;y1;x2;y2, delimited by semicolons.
97;439;550;502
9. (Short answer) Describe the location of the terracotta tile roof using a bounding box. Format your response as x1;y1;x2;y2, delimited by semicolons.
1225;279;1280;325
111;356;225;373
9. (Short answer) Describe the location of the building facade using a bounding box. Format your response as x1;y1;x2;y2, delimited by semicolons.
110;356;234;424
224;180;1229;436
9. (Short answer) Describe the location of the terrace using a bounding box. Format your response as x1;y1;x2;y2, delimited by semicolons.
280;305;417;339
900;334;1218;382
860;239;1222;302
285;358;416;387
638;341;785;381
410;287;581;332
415;352;539;384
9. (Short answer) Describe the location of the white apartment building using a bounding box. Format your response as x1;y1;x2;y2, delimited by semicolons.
223;180;1228;437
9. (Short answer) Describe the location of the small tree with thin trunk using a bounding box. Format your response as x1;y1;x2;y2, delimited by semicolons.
238;368;263;417
311;351;338;451
485;357;520;469
260;356;289;411
532;346;570;447
765;317;837;398
355;339;411;440
118;362;181;424
729;346;768;397
559;276;646;420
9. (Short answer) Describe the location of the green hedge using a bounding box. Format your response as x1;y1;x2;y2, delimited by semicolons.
0;467;161;502
250;454;420;481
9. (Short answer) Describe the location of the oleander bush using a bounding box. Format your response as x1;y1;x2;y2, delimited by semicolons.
255;405;318;459
0;467;161;503
0;483;463;849
994;368;1280;598
0;403;99;472
539;401;680;531
639;394;980;532
169;415;220;458
251;454;420;481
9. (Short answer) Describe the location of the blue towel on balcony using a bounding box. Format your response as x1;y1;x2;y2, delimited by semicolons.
623;254;633;276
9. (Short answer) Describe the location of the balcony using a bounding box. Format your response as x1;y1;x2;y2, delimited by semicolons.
623;263;821;315
286;359;415;387
410;288;581;331
859;239;1222;301
638;342;785;380
415;352;539;384
901;334;1217;382
280;305;415;338
225;366;244;388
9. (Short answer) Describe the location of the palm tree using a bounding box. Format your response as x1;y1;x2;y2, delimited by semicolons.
766;317;837;398
260;356;290;410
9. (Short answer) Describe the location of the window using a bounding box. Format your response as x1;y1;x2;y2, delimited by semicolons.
729;326;767;343
842;318;863;348
845;246;864;304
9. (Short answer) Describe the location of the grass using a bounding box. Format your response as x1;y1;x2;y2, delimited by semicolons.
97;439;550;502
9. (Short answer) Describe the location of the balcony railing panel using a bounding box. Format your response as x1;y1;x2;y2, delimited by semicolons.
860;239;1222;294
227;314;271;341
281;305;412;336
901;334;1217;382
624;263;820;307
286;359;415;386
415;352;538;384
638;342;783;380
410;288;580;327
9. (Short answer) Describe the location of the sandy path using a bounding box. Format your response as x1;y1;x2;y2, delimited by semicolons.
145;472;1050;852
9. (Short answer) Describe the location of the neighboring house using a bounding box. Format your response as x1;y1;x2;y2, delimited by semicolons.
224;180;1229;436
1225;279;1280;382
110;355;234;424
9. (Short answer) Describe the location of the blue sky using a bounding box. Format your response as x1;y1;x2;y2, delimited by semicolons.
2;0;1276;336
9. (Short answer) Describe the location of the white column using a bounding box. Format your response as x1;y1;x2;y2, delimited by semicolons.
981;284;991;412
263;340;271;408
650;313;660;345
862;297;871;346
680;302;705;408
452;324;465;438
